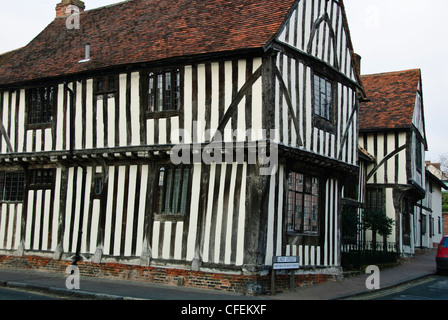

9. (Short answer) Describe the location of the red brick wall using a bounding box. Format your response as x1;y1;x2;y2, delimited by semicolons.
0;255;335;295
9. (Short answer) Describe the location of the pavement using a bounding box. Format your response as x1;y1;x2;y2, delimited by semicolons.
0;249;438;300
272;248;438;300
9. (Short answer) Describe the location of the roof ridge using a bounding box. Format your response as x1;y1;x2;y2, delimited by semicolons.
53;0;133;20
361;68;421;78
84;0;134;13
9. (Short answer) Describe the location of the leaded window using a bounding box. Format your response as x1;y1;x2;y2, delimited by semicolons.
313;74;333;121
0;171;25;202
27;86;55;126
29;169;54;190
148;69;181;113
287;172;319;233
366;187;385;214
155;165;190;215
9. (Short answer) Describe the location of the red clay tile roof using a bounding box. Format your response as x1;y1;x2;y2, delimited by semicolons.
359;69;421;132
0;0;298;86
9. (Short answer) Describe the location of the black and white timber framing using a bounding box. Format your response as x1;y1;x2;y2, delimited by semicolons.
0;0;363;279
359;78;427;255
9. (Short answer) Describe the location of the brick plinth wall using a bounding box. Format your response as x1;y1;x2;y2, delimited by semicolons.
0;255;336;295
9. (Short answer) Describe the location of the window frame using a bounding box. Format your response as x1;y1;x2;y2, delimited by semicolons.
312;72;336;133
28;169;55;191
94;75;118;98
287;172;320;235
93;174;104;199
26;85;56;128
365;187;385;214
415;138;423;174
0;171;25;203
154;164;191;218
144;67;182;119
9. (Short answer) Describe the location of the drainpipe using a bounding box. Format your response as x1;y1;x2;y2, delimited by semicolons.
64;82;87;266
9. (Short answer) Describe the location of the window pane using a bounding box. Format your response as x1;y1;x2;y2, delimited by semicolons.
174;70;180;110
326;81;332;119
287;191;295;231
165;71;171;111
94;177;103;196
148;73;155;112
157;73;163;112
311;193;319;232
164;169;172;214
313;74;332;121
171;168;181;213
42;88;48;123
156;168;165;214
108;76;115;92
312;178;319;196
35;89;42;124
303;194;311;232
0;173;4;201
17;173;25;201
98;78;104;92
295;192;303;231
180;168;190;215
313;75;321;117
4;173;11;201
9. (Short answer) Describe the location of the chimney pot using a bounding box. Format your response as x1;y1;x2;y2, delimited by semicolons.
56;0;85;19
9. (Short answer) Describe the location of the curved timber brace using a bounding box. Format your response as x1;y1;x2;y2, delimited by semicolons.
212;65;263;142
338;100;358;161
366;145;407;182
307;13;339;70
0;120;14;153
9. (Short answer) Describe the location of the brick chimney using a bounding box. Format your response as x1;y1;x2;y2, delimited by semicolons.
353;53;362;77
56;0;85;18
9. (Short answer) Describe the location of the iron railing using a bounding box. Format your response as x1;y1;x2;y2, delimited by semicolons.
341;240;399;269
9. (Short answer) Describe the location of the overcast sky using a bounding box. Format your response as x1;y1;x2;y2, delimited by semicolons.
0;0;446;162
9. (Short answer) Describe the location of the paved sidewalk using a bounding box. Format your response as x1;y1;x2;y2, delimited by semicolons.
271;248;438;300
0;249;437;300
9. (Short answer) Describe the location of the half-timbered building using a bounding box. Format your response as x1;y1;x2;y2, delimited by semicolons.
0;0;363;293
359;69;428;256
421;163;447;247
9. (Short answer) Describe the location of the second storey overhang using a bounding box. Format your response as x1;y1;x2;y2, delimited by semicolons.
0;140;359;175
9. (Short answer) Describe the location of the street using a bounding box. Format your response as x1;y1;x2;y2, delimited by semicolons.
0;286;60;300
349;275;448;300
